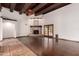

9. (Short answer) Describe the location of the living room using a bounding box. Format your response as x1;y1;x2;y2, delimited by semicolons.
0;3;79;56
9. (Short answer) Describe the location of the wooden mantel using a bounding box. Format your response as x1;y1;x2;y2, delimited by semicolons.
30;25;42;27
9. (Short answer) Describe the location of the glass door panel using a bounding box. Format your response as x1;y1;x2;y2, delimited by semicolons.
49;25;53;36
44;26;49;36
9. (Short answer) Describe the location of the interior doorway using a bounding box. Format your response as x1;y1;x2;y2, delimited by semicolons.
3;20;16;39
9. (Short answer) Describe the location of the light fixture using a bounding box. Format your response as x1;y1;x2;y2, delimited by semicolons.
27;9;34;16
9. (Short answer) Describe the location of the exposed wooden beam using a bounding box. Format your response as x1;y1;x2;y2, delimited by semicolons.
20;3;32;14
36;3;61;15
43;3;70;14
0;4;2;11
36;3;69;15
33;3;47;12
10;3;16;12
1;16;17;21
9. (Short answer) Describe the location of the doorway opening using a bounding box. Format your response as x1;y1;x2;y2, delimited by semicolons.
3;21;16;39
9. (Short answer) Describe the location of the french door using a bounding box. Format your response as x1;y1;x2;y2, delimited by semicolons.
44;24;54;37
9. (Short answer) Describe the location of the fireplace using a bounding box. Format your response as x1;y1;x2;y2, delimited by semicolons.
33;30;39;34
30;25;42;35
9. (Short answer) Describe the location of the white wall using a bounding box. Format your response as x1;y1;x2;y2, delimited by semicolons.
43;3;79;41
16;14;29;36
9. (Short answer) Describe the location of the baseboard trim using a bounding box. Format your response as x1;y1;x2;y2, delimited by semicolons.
58;38;79;43
16;36;28;38
43;36;79;43
3;37;16;39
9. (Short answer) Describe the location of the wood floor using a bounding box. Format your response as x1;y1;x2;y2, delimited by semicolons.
1;37;79;56
42;39;79;56
18;36;43;55
0;38;36;56
18;37;79;56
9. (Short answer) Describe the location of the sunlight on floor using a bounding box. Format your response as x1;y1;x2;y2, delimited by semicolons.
0;38;36;56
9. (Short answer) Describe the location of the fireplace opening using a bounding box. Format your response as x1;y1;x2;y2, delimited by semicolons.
33;30;39;34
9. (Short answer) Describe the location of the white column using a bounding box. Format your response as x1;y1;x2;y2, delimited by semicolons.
0;13;3;41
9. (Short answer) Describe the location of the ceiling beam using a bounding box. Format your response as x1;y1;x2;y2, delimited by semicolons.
36;3;61;15
1;16;17;21
10;3;16;12
36;3;69;15
19;3;32;14
0;4;2;11
43;3;70;14
32;3;47;12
